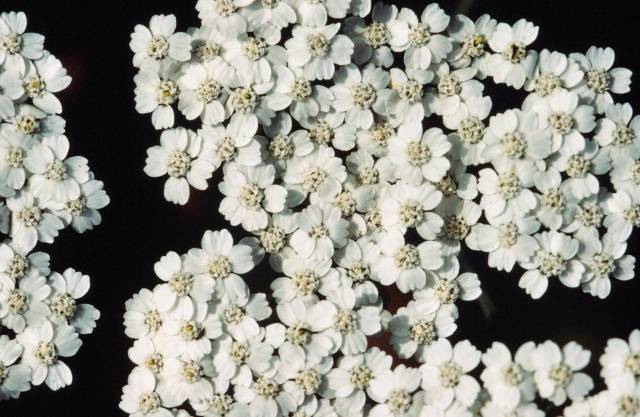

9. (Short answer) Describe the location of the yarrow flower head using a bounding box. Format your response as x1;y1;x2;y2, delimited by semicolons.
125;1;640;416
0;10;108;401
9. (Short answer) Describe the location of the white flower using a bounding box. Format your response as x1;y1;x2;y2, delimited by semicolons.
22;52;71;114
524;49;583;99
233;363;297;417
482;109;552;171
130;14;192;67
177;61;233;125
191;391;248;417
144;127;214;205
259;210;301;269
0;11;44;72
552;141;610;200
413;265;482;314
302;111;358;152
477;161;537;224
4;104;65;138
271;254;339;303
241;0;296;43
127;338;165;375
223;35;274;84
324;286;381;355
156;355;214;407
518;230;585;299
124;289;166;339
134;61;182;129
533;168;575;231
184;229;258;298
388;298;455;361
356;120;396;158
369;364;424;417
290;203;349;259
436;198;481;250
571;46;632;114
326;347;392;414
6;191;64;251
275;342;331;402
343;3;407;68
449;96;491;166
152;251;215;314
467;216;540;272
529;341;594;406
0;335;31;400
392;4;452;70
159;306;220;360
346;148;395;191
603;188;640;240
17;320;81;390
189;25;227;64
436;158;478;201
225;81;275;128
47;268;99;335
199;118;262;172
578;231;635;299
388;123;451;184
213;333;275;384
481;341;537;410
600;329;640;387
283;145;347;205
373;229;443;293
562;190;606;236
331;63;395;130
120;368;173;417
430;64;484;130
271;297;337;364
265;114;315;172
533;89;596;155
389;67;434;126
0;128;33;192
595;103;640;161
0;241;50;282
219;162;287;232
448;14;496;78
53;177;110;233
605;377;640;417
213;285;271;342
487;19;539;89
420;339;481;407
195;0;253;36
24;135;90;202
379;181;443;239
285;23;354;81
268;65;333;124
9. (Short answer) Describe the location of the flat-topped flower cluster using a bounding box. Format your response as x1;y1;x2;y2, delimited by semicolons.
0;11;109;400
124;0;640;416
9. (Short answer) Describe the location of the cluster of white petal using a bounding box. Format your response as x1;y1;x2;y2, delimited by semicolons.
124;0;640;416
0;11;109;400
120;247;640;417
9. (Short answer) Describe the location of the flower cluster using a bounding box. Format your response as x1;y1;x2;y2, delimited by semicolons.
124;0;640;416
121;243;640;417
0;11;109;400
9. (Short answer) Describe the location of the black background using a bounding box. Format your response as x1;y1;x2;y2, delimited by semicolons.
1;0;639;416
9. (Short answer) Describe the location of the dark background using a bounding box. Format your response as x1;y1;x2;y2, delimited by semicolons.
1;0;639;415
